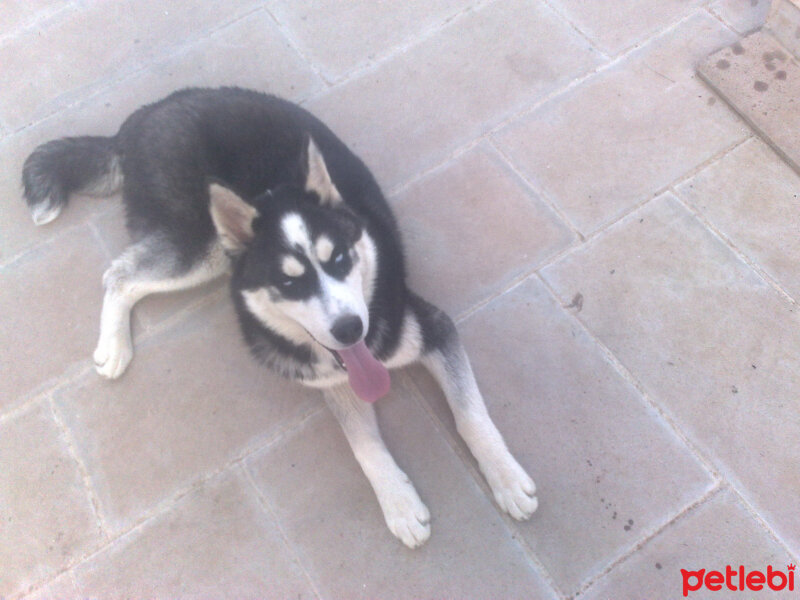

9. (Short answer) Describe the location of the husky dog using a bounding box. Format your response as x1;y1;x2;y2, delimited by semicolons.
23;87;536;548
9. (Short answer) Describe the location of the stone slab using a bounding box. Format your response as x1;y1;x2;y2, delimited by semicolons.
676;137;800;301
0;404;103;598
699;31;800;177
411;276;714;594
74;470;316;599
583;489;797;599
54;298;319;533
307;0;600;191
247;380;556;599
542;193;800;553
392;145;574;317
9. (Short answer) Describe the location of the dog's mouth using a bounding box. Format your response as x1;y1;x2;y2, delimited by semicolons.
330;340;391;403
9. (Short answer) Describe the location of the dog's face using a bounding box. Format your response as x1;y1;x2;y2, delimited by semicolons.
209;138;377;351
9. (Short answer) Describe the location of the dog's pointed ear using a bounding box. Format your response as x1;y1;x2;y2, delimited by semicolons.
208;181;259;254
303;136;343;206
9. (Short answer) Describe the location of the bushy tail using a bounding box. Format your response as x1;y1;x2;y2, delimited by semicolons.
22;136;122;225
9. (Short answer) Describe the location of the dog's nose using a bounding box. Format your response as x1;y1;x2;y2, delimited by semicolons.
330;315;363;346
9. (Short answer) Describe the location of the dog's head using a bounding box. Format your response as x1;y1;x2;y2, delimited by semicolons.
209;137;377;352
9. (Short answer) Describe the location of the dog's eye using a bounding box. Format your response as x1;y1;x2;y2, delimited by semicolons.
333;252;344;265
281;278;296;287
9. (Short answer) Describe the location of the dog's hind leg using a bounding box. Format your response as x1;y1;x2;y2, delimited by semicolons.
93;237;228;379
411;295;538;521
324;384;431;548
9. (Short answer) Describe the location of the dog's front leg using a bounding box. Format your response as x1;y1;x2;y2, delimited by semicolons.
418;305;538;521
324;385;431;548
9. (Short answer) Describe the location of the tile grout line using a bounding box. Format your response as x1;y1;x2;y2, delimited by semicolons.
534;271;725;484
24;403;328;597
47;395;113;541
0;1;78;45
726;486;800;563
535;266;800;564
6;5;266;137
704;4;745;36
539;0;609;60
99;402;328;543
1;202;117;271
322;0;499;88
387;6;732;200
0;361;95;428
240;463;326;600
400;374;567;599
486;139;586;241
260;6;334;88
575;483;726;596
671;191;800;308
452;130;756;325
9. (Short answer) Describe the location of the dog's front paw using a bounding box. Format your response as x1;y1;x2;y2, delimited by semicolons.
93;331;133;379
377;476;431;549
483;454;537;521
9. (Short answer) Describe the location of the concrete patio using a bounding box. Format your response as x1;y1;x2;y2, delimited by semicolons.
1;0;799;598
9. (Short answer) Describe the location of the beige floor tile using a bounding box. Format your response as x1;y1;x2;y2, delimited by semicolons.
0;404;103;598
411;277;714;594
74;470;315;599
0;226;107;412
392;145;574;317
582;488;796;599
710;0;771;34
541;193;800;552
677;137;800;302
307;0;600;191
89;9;325;108
629;10;739;83
0;0;262;128
0;124;122;265
22;573;80;600
53;298;319;533
0;0;64;38
494;61;748;234
266;0;474;81
246;383;556;599
767;0;800;58
699;31;800;176
547;0;705;56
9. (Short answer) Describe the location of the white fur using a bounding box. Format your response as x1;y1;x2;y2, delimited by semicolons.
314;235;334;263
281;255;305;277
385;310;424;369
422;348;537;520
281;213;311;252
209;183;258;253
246;223;378;352
325;385;430;548
94;240;228;379
245;266;368;351
30;200;63;226
306;138;343;205
355;232;378;307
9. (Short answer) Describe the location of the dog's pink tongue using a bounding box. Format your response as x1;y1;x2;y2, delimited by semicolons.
338;341;390;403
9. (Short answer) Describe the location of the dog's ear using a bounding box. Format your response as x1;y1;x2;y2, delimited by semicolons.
208;181;259;254
303;136;343;206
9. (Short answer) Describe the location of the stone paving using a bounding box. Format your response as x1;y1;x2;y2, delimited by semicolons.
1;1;798;599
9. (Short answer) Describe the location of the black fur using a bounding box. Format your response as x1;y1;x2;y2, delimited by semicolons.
23;136;117;212
23;87;417;370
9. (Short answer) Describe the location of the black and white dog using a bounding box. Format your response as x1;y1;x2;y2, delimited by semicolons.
23;87;536;548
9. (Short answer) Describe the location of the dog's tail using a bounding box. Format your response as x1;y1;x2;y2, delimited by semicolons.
22;136;122;225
